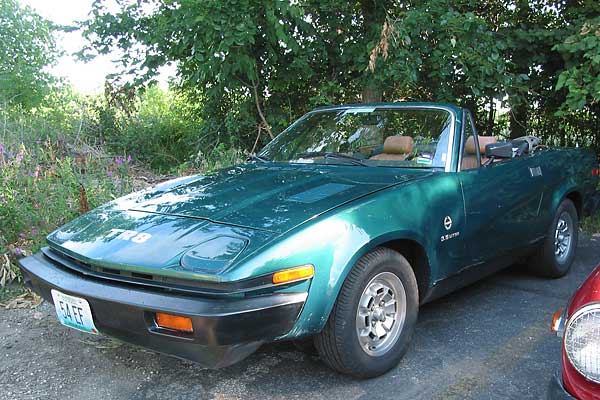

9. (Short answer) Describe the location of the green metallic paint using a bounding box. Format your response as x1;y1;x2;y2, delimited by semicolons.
45;102;599;340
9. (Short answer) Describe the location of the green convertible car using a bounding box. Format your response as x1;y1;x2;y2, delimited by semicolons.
19;102;600;378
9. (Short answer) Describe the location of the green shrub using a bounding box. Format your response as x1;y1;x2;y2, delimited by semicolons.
92;85;205;172
0;139;138;286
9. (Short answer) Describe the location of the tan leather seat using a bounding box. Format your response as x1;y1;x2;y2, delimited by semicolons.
462;135;497;169
370;136;414;161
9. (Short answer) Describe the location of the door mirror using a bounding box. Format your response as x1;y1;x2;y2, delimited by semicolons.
485;142;514;159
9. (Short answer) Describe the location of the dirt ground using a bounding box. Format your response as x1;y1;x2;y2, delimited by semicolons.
1;236;599;400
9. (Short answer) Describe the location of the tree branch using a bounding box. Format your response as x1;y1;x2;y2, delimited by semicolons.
251;77;273;139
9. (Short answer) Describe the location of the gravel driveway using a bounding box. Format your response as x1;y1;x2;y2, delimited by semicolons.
2;236;599;400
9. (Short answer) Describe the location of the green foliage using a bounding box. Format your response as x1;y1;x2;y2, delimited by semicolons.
0;0;58;109
555;17;600;111
181;144;244;174
369;1;516;103
80;0;600;153
92;85;204;171
0;138;137;285
81;0;394;150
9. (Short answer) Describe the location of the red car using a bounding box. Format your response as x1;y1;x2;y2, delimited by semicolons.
550;265;600;399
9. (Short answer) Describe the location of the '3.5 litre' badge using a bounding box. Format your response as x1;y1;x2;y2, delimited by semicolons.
441;215;460;242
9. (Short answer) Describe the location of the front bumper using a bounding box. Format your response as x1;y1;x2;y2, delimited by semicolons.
18;252;306;368
548;371;575;400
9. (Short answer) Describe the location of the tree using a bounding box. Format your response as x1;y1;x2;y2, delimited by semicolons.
0;0;57;109
82;0;600;154
367;0;518;131
555;16;600;111
81;0;395;150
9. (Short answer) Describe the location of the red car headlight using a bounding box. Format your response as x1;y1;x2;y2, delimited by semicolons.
564;303;600;383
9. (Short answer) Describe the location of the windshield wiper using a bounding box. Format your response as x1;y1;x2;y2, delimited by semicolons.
247;154;271;163
297;151;369;167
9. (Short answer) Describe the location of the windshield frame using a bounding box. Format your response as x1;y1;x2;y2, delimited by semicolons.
258;103;458;172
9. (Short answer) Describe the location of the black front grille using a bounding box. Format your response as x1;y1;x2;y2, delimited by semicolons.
41;247;274;296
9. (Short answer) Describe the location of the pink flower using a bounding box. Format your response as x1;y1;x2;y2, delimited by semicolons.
34;203;39;209
127;155;132;163
31;229;38;235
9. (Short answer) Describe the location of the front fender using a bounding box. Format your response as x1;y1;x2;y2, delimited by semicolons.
280;220;429;338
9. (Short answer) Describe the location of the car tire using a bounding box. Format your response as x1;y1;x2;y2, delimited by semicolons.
314;247;418;378
530;199;578;278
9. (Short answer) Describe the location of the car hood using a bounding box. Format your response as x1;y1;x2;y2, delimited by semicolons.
104;163;427;233
46;164;430;278
46;209;275;280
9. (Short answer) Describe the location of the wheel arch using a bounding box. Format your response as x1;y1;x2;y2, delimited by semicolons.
324;233;431;323
565;190;583;218
376;239;430;304
284;230;434;338
550;184;582;221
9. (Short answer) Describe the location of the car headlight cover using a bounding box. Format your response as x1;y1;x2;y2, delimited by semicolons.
564;303;600;383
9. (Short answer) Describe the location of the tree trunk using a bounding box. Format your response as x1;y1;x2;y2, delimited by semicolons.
509;0;530;139
360;0;388;103
510;99;528;139
362;84;382;103
486;97;495;136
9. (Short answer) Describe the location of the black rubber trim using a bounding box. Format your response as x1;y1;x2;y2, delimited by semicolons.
547;370;576;400
42;247;298;296
18;252;307;368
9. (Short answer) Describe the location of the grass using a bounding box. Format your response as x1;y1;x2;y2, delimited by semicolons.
581;213;600;236
0;285;26;303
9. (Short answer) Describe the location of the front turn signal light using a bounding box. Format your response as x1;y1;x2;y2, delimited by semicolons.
155;313;194;333
272;265;314;284
550;308;564;334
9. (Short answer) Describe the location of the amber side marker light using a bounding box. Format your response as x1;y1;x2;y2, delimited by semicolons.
272;265;314;284
155;313;194;333
551;308;564;333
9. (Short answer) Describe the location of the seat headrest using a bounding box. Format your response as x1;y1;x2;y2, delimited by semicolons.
466;136;497;155
383;136;414;154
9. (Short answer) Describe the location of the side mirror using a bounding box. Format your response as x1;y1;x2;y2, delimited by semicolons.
485;142;513;159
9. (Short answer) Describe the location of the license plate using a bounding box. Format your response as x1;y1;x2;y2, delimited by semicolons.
51;289;98;334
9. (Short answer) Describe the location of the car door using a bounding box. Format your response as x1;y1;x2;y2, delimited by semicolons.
457;112;545;266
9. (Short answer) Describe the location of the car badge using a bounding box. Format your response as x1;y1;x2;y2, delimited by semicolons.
444;216;452;230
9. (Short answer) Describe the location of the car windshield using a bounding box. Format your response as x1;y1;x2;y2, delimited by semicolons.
258;107;453;168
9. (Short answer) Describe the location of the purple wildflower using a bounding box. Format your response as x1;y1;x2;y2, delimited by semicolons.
127;155;132;163
31;229;38;235
0;143;4;154
115;156;124;166
107;170;113;177
19;233;26;239
14;247;22;256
